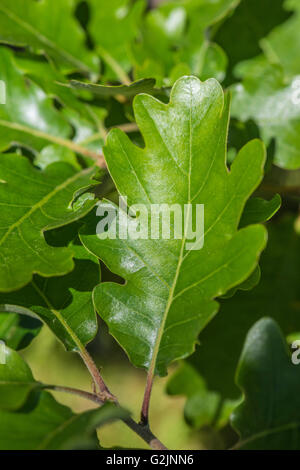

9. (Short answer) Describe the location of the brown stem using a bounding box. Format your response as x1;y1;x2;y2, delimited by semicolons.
113;122;139;133
78;349;117;403
46;384;168;450
29;282;113;402
123;417;168;450
140;370;154;426
45;385;103;403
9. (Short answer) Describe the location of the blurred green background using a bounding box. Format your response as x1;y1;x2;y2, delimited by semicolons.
22;324;205;449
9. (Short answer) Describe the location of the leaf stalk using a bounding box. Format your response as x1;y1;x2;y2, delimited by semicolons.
45;384;168;450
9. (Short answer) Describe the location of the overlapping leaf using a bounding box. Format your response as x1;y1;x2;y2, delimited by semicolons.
0;346;127;450
87;0;144;82
0;47;72;153
80;76;267;376
14;54;107;130
0;392;127;450
0;0;98;76
262;0;300;78
214;0;291;79
167;362;237;430
231;59;300;169
239;194;281;228
131;0;238;86
232;317;300;449
0;48;104;164
0;242;99;350
0;154;98;292
0;345;39;410
0;312;41;350
70;78;158;98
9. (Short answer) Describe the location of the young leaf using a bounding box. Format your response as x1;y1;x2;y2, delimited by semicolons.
0;243;99;351
0;0;99;76
0;154;98;292
80;76;267;376
232;317;300;450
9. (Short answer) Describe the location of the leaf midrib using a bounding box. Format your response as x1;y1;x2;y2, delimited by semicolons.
0;120;100;161
146;82;194;374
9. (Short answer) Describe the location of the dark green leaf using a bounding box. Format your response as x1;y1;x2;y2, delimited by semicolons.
0;312;41;350
0;242;99;350
239;194;281;227
0;154;97;292
0;47;72;153
0;390;127;450
214;0;291;78
232;317;300;450
87;0;144;82
0;344;39;410
70;78;158;97
0;0;99;75
182;216;300;401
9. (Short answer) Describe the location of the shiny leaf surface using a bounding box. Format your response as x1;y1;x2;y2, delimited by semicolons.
0;154;97;292
80;76;267;375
